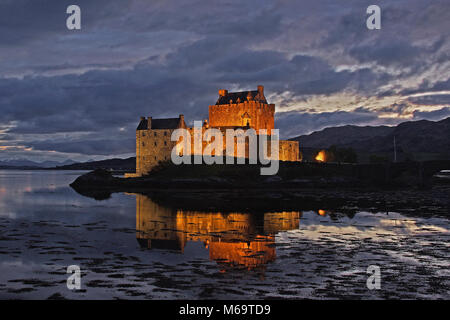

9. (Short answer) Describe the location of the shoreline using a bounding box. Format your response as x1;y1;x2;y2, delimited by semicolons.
69;169;450;217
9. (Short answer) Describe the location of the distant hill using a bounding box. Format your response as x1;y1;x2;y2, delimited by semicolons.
0;159;75;168
291;117;450;161
55;157;135;171
359;118;450;154
291;125;394;148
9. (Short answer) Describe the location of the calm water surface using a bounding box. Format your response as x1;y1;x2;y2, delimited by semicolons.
0;170;448;299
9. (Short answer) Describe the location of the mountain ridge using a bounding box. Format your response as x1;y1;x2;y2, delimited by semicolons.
291;117;450;157
1;117;448;169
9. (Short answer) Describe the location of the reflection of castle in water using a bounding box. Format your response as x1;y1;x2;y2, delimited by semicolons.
135;194;301;270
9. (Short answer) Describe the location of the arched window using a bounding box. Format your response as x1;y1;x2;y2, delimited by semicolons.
241;112;251;127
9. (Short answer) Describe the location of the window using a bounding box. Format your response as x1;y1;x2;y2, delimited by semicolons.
154;141;157;146
164;141;167;146
142;132;146;137
142;142;145;147
154;132;157;136
164;131;167;136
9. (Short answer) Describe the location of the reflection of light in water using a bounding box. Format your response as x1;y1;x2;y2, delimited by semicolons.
290;211;450;269
378;218;448;234
135;194;301;270
135;196;449;274
288;211;449;242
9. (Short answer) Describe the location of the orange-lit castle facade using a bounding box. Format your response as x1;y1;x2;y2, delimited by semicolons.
130;85;300;176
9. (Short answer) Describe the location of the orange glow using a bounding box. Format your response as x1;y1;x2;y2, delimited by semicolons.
315;150;326;162
318;209;326;216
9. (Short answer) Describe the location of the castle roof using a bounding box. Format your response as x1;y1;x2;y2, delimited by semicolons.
137;119;148;130
137;117;185;130
152;118;182;129
216;90;267;105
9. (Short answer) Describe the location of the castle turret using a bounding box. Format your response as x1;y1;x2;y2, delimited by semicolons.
257;85;264;97
179;114;185;128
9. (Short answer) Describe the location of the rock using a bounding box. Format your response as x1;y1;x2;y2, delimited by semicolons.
70;169;116;188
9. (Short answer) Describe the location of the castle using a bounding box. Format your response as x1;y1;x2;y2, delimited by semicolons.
129;85;299;176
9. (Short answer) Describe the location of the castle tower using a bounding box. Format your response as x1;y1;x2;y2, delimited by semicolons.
134;114;186;176
208;85;275;132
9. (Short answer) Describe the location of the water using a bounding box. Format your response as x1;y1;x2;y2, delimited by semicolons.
0;170;448;299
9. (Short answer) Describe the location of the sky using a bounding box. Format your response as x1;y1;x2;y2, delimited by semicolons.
0;0;449;162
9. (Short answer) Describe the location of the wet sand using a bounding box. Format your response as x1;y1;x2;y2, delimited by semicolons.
0;210;448;299
0;170;448;299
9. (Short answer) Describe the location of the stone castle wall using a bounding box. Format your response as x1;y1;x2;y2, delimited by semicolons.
136;128;177;176
130;127;300;176
279;140;301;162
208;101;275;131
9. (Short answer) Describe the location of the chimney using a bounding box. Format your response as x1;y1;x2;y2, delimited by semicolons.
257;85;264;96
179;114;185;127
147;116;152;129
219;89;228;97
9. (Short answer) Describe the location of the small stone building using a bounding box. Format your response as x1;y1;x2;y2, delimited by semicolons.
127;85;300;177
133;115;187;177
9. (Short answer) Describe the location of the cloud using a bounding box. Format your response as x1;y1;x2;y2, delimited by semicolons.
411;107;450;120
348;41;424;67
276;110;381;138
0;0;448;161
25;137;135;156
276;106;450;138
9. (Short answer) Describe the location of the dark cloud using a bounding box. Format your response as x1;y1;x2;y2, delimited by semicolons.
408;95;450;106
0;0;448;161
26;137;135;156
411;107;450;120
276;106;450;138
349;41;423;67
0;0;128;45
276;110;382;138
